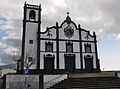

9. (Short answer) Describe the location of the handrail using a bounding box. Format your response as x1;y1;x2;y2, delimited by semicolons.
44;74;65;85
44;74;68;89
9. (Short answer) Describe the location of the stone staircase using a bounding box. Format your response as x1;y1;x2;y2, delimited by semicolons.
47;72;120;89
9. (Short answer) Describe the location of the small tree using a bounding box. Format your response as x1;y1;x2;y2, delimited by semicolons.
11;48;35;70
24;50;36;69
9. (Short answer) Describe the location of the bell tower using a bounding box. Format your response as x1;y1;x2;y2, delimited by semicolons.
21;2;41;70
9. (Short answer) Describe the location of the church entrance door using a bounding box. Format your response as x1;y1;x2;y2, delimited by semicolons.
64;54;75;73
44;54;55;73
84;55;93;72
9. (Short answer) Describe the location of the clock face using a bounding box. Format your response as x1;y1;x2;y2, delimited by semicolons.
64;25;74;39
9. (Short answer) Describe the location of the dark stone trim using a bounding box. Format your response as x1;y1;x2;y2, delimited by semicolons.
26;3;40;10
39;74;44;89
18;69;100;74
60;18;78;30
81;28;94;37
26;6;40;10
56;22;59;69
40;51;96;54
37;5;41;70
40;38;97;42
21;3;27;71
78;24;83;69
94;32;100;70
40;26;56;34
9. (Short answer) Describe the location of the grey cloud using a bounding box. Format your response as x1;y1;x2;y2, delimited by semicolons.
4;38;21;48
0;51;13;64
0;0;120;65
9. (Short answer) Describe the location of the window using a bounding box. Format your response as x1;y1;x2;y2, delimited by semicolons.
29;40;33;44
85;43;91;53
45;41;53;52
29;10;36;20
28;57;33;62
66;42;73;53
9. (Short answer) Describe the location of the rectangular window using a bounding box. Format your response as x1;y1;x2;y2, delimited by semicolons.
47;45;52;52
66;42;73;53
85;43;91;53
29;40;33;44
28;57;33;62
45;42;53;52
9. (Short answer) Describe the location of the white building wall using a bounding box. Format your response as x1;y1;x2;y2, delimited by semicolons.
59;41;66;52
59;53;65;69
75;53;81;69
41;28;56;39
81;30;95;41
73;42;80;52
24;23;38;69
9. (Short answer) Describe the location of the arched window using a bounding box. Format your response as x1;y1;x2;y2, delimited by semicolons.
29;10;36;20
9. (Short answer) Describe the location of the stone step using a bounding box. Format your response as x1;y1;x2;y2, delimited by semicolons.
48;76;120;89
69;71;116;78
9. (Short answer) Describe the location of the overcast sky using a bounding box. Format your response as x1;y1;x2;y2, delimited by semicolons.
0;0;120;70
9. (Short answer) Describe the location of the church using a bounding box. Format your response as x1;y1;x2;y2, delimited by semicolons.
3;2;120;89
21;2;100;74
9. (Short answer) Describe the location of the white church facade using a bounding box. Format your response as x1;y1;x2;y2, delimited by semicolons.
20;2;100;74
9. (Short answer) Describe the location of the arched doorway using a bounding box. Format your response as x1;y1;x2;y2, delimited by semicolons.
44;54;55;73
84;55;93;72
64;54;76;73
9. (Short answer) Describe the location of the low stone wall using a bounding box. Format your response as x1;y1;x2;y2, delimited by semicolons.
6;74;39;89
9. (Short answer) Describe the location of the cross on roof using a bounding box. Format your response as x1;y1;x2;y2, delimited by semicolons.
67;11;70;16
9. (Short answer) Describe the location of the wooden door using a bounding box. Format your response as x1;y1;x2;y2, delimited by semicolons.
44;54;55;73
64;54;75;73
84;55;93;72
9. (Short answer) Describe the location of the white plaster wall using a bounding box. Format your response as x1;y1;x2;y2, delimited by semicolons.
41;28;56;39
59;53;65;69
41;40;45;51
73;42;80;52
59;41;66;52
24;23;38;69
26;9;39;21
92;54;97;69
75;53;81;69
40;52;44;69
91;43;95;52
81;31;94;41
82;42;85;52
